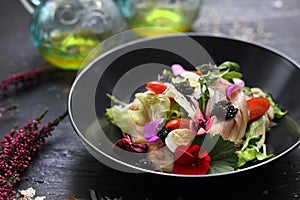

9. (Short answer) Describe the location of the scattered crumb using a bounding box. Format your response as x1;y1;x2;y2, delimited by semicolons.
15;187;46;200
19;187;36;198
283;171;287;175
35;197;46;200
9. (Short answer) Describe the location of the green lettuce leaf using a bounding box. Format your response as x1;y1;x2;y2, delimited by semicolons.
265;93;288;119
237;118;274;168
105;92;174;135
237;145;274;168
217;61;243;82
105;105;131;133
221;71;243;82
193;134;238;174
166;101;182;120
218;61;241;72
135;92;171;120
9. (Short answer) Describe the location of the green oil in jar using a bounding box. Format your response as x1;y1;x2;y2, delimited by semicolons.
126;4;198;36
38;30;104;70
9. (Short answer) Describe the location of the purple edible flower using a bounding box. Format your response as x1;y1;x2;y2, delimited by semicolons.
144;118;165;142
226;84;241;100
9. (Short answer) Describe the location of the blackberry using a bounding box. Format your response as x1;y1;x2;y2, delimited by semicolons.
174;80;194;96
212;100;238;120
157;128;169;141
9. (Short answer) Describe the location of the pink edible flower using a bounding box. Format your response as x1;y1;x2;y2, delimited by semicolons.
226;84;241;100
189;97;214;135
193;109;214;135
171;64;187;76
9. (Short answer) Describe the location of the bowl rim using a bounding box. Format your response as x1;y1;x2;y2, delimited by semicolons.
68;32;300;177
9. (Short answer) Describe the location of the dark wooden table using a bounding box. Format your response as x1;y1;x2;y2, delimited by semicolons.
1;0;300;199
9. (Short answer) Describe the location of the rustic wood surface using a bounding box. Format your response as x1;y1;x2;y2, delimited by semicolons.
1;0;300;199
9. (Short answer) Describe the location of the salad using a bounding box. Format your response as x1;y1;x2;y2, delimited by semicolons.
105;61;287;175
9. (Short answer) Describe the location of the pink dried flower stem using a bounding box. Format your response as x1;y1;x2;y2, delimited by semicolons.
0;67;61;92
0;108;68;199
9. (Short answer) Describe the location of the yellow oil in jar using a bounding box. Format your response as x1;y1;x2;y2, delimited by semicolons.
127;5;197;37
38;30;103;70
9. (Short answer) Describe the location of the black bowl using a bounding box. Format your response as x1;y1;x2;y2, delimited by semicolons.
68;33;300;177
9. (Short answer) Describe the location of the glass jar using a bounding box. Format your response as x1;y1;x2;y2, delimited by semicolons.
20;0;125;70
117;0;203;36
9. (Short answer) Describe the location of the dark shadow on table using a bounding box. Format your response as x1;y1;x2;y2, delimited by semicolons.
70;146;300;200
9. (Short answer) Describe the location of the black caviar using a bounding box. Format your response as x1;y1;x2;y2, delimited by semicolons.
157;128;170;141
174;80;194;96
212;100;239;120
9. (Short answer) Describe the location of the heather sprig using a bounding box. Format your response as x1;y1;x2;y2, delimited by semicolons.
0;67;61;92
0;108;68;199
0;104;18;118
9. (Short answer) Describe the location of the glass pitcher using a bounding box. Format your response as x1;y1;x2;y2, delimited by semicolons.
117;0;203;36
20;0;125;70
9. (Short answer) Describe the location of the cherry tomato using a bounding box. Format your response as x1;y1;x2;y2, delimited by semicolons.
168;97;175;102
146;81;167;94
165;118;192;131
247;97;270;122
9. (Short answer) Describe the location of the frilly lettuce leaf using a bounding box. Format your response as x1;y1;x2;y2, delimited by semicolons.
237;118;274;168
237;145;274;168
265;93;288;119
105;92;173;135
135;92;171;121
105;105;131;133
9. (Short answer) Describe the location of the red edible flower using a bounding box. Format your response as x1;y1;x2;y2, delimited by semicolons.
173;144;211;175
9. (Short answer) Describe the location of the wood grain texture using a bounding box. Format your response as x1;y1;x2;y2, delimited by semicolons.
1;0;300;199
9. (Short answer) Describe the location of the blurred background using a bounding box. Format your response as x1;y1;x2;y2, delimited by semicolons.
1;0;300;73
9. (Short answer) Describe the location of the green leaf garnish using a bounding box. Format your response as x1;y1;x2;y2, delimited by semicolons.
237;118;275;168
218;61;241;72
265;93;288;119
192;134;238;174
221;71;243;82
